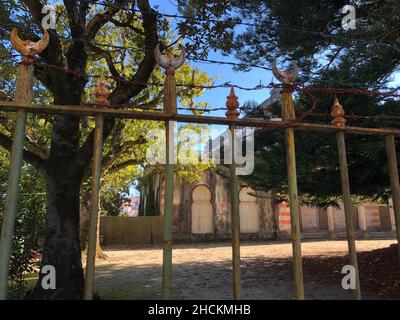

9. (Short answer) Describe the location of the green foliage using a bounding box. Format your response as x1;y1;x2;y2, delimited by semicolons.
239;91;400;206
100;185;130;217
0;152;45;298
176;0;400;205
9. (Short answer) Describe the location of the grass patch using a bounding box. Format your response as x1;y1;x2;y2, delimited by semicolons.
96;283;157;300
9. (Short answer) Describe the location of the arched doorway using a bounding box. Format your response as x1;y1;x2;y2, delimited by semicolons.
239;187;260;233
191;185;213;234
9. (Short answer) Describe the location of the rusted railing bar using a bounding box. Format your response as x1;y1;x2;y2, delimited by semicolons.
273;61;304;300
226;88;241;300
385;134;400;264
1;102;400;136
156;44;185;300
83;76;109;300
332;98;361;300
83;113;104;300
0;28;49;299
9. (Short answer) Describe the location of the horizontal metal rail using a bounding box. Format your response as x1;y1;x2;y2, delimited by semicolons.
1;102;400;136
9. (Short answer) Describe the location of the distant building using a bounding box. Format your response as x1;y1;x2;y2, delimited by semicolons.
139;88;395;241
258;88;281;112
122;196;140;217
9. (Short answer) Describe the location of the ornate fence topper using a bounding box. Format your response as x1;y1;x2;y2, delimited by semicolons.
93;75;110;107
226;87;240;120
10;28;49;63
272;60;298;85
272;60;298;121
332;97;347;127
154;44;186;114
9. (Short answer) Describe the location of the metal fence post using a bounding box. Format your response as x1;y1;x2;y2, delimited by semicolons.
332;98;361;300
84;76;108;300
272;61;304;300
226;88;241;299
385;134;400;263
0;29;48;300
155;44;185;299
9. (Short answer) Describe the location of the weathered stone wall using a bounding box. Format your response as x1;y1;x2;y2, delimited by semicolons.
171;170;275;241
156;170;396;241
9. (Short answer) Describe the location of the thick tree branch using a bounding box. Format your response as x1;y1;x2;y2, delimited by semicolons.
83;0;130;41
108;159;141;173
63;0;86;38
136;90;163;109
88;44;121;78
76;0;158;172
0;132;47;172
23;0;70;98
108;0;158;105
109;17;146;36
102;137;146;171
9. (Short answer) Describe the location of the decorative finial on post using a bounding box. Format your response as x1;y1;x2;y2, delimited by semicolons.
272;60;298;85
331;97;346;127
94;74;110;106
10;28;49;63
226;87;240;120
272;60;298;120
154;44;186;70
154;44;186;114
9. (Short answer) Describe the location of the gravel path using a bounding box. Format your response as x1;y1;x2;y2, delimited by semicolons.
94;239;396;300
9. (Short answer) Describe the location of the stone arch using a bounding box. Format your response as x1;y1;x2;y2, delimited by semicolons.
191;185;213;234
239;187;260;233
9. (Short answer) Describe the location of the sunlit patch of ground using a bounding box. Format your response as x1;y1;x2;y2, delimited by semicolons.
95;239;398;300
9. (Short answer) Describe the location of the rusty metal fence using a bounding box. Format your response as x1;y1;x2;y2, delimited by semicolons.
0;28;399;301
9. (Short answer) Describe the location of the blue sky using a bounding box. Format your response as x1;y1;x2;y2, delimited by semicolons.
150;0;274;116
149;0;275;146
140;1;399;196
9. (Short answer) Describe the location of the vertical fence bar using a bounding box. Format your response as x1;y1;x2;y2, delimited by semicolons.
385;134;400;263
84;113;104;300
285;126;304;300
272;61;304;299
155;44;185;299
226;88;241;299
332;98;361;300
0;29;48;300
83;76;109;300
163;120;174;299
0;107;28;300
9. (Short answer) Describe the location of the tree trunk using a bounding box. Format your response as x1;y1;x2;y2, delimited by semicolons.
80;190;107;259
31;170;84;299
80;191;90;251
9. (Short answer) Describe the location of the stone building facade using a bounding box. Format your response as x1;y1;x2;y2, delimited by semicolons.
151;170;396;241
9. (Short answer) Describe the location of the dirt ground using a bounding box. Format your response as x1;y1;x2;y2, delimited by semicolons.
94;239;398;300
